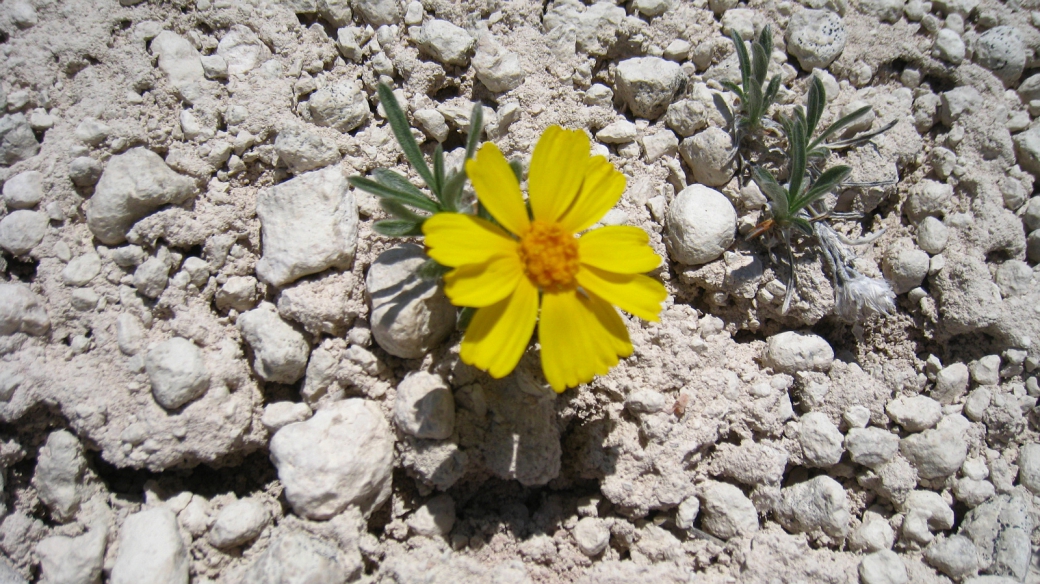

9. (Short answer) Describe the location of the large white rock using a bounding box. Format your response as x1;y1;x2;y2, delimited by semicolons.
85;148;196;245
354;0;401;26
614;57;684;119
207;498;270;548
62;253;102;287
785;9;847;70
0;282;50;336
406;493;456;537
242;531;353;583
776;475;850;538
150;31;205;102
237;303;310;384
270;399;394;519
109;507;189;584
216;25;270;76
2;170;43;209
763;331;834;374
36;528;107;584
0;210;47;255
845;427;899;468
885;395;941;432
394;372;455;440
1017;442;1040;496
679;127;736;186
665;184;736;266
698;481;759;540
274;125;340;174
417;19;475;66
472;32;525;92
32;430;86;522
859;550;908;584
145;337;211;410
974;26;1025;84
798;412;844;467
0;113;40;165
308;81;370;133
367;244;455;359
255;166;357;287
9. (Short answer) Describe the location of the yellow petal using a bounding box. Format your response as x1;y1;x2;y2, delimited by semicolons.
539;290;632;392
575;265;667;322
423;213;517;268
558;155;626;233
443;254;523;307
528;126;590;224
578;226;662;274
460;278;539;378
465;143;530;236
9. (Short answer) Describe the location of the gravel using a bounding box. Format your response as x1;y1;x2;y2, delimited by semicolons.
614;57;684;119
785;9;847;70
762;331;834;374
393;371;455;440
2;170;42;209
207;498;270;549
237;303;310;385
664;184;736;266
0;210;47;256
145;337;211;410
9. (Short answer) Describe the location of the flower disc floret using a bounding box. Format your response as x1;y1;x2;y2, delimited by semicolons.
518;221;580;292
422;125;667;392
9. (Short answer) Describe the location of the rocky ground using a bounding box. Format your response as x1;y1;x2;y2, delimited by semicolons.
0;0;1039;582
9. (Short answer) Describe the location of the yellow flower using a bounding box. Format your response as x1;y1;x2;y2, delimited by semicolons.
422;126;667;392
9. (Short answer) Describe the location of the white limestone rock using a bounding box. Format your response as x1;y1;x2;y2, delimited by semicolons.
885;395;941;432
354;0;401;26
678;127;736;187
145;337;211;410
573;517;610;556
261;401;313;433
109;507;188;584
798;412;844;467
859;550;908;584
785;9;847;70
255;166;357;287
0;113;40;165
0;283;50;336
882;247;929;295
269;399;393;519
367;244;455;359
763;331;834;374
36;528;107;584
924;534;979;579
974;26;1025;84
2;170;42;209
274;125;340;174
916;216;948;254
900;416;969;479
406;493;456;537
208;498;270;548
776;475;850;538
308;80;370;133
698;481;759;540
596;120;638;144
0;210;47;256
394;372;455;440
216;25;270;76
243;531;354;583
133;257;170;299
665;184;736;266
150;31;205;103
237;303;310;384
472;32;525;92
62;254;101;287
932;362;969;404
85;148;196;245
1017;442;1040;496
614;57;684;119
418;20;475;66
215;276;258;312
32;430;86;523
845;427;899;467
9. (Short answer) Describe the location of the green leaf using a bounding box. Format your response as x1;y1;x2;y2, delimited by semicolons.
432;144;445;201
441;170;467;212
509;158;524;182
349;175;441;214
758;25;773;60
465;102;484;161
377;83;436;189
373;219;424;237
790;216;814;237
764;75;781;111
806;76;825;138
416;257;451;281
379;198;428;222
751;40;769;87
457;306;476;331
751;166;790;220
746;77;764;126
730;30;751;93
810;105;872;151
794;164;851;211
787;114;808;203
824;119;898;149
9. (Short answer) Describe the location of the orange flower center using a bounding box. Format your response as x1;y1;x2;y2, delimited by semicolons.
517;220;579;292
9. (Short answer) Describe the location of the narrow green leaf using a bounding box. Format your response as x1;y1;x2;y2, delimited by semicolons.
465;102;484;161
416;257;451;281
790;216;814;237
760;26;773;59
807;145;831;161
349;175;441;214
432;144;445;200
806;76;825;138
457;306;476;331
751;166;790;220
377;83;436;189
720;80;745;101
372;168;429;200
787;115;808;203
373;219;424;237
508;158;524;182
824;119;898;149
751;41;768;87
764;75;781;110
809;105;872;151
794;165;851;211
442;170;467;212
747;77;764;126
379;198;428;222
730;30;751;93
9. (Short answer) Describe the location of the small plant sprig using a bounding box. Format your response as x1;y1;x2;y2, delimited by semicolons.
349;84;484;239
749;76;897;318
717;26;782;143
